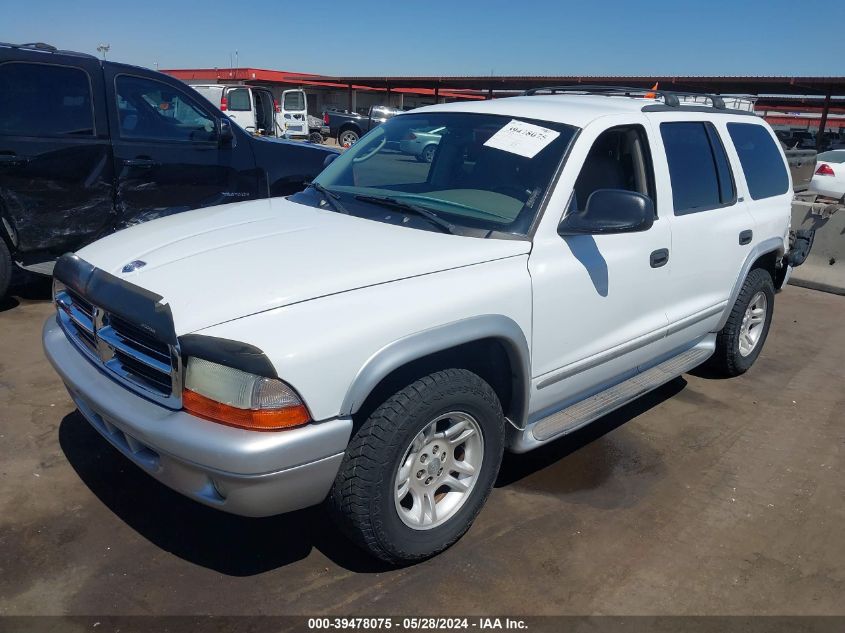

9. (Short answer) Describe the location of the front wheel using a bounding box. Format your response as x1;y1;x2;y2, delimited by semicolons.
707;268;775;376
328;369;505;564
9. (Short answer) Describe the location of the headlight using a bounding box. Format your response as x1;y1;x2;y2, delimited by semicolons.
183;357;310;431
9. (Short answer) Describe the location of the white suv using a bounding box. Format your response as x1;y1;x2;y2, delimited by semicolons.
44;87;799;564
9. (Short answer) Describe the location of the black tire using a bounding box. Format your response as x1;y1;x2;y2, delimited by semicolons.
308;131;324;144
0;238;11;301
707;268;775;376
338;129;359;147
418;144;437;163
328;368;505;564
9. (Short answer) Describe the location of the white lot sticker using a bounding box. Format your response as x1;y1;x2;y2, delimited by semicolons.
483;119;560;158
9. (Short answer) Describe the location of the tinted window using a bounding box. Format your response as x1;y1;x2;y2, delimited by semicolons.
818;150;845;164
727;123;790;199
0;62;94;137
227;88;251;111
661;122;734;215
116;75;216;142
283;91;305;111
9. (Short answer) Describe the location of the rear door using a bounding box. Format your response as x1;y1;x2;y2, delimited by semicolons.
223;86;255;132
648;116;755;336
280;89;308;138
0;51;114;256
103;65;260;226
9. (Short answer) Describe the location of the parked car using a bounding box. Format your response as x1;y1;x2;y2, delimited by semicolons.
808;150;845;200
0;42;338;299
791;130;817;149
44;87;808;565
399;125;446;162
324;105;402;146
308;114;330;144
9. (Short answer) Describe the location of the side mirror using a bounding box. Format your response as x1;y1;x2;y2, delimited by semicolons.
323;153;339;168
219;118;235;146
558;189;654;236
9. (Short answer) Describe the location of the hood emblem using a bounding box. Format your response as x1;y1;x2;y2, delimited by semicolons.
122;260;147;273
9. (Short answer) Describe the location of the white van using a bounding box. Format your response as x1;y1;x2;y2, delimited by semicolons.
192;85;308;139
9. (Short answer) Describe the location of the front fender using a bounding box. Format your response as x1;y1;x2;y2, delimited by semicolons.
340;314;531;427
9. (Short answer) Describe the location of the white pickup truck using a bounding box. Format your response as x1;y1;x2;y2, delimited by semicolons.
44;87;806;564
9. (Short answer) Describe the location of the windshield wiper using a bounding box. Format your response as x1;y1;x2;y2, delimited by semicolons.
306;181;349;215
354;194;456;235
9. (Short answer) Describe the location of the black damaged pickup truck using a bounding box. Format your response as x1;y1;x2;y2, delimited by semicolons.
0;42;338;299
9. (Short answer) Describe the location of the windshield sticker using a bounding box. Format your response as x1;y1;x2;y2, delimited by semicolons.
483;119;560;158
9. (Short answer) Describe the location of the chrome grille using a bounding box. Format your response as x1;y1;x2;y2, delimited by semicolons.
56;287;182;408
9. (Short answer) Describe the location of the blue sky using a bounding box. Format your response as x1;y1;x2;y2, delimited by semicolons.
5;0;843;76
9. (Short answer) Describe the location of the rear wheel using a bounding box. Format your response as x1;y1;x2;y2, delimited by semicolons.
328;369;505;564
338;129;359;147
708;268;775;376
418;144;437;163
0;238;11;301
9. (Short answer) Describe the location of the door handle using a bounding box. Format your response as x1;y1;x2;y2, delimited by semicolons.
122;157;158;168
650;248;669;268
739;230;753;245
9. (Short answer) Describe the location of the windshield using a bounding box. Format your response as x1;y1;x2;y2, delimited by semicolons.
308;112;577;236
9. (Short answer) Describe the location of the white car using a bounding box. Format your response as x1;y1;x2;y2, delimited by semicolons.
44;87;802;564
808;150;845;200
399;125;446;162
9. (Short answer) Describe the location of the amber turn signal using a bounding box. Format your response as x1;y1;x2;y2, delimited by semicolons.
183;388;310;431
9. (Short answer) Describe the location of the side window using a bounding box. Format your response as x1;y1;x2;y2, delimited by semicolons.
0;62;94;137
226;88;251;111
660;122;735;215
115;75;217;142
727;123;790;200
572;125;656;214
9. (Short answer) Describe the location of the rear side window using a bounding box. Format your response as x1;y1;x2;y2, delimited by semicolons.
0;62;94;137
226;88;251;111
660;122;735;215
727;123;790;199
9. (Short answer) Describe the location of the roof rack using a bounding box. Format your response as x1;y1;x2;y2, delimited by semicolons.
524;85;727;110
0;42;98;60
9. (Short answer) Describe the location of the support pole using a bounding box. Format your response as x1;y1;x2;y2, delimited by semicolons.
434;86;440;104
347;83;353;112
487;87;493;100
816;87;832;150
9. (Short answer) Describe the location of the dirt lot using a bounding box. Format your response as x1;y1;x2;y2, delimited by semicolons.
0;278;843;616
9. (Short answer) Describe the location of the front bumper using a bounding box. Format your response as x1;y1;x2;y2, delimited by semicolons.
43;316;352;517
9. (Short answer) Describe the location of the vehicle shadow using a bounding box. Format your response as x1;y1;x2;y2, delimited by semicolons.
497;377;686;488
1;273;53;312
58;377;687;576
57;412;393;576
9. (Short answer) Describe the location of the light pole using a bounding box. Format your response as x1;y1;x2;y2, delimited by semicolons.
96;43;110;60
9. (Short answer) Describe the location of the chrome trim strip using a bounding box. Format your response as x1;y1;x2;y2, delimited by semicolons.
536;301;730;391
666;302;727;336
98;325;172;374
536;326;667;390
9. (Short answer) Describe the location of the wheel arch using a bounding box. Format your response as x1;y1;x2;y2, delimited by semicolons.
715;236;785;331
340;315;530;430
337;123;362;138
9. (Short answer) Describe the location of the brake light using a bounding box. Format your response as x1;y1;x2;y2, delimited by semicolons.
815;163;835;176
220;96;228;112
273;99;280;113
323;113;329;125
405;133;417;140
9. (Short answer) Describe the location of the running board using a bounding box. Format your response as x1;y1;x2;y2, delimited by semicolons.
530;339;715;443
17;260;55;276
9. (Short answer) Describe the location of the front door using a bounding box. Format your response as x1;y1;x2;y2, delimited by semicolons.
104;68;259;226
0;53;114;256
528;121;672;418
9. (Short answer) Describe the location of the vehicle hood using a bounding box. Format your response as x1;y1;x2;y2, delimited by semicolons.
78;197;530;334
